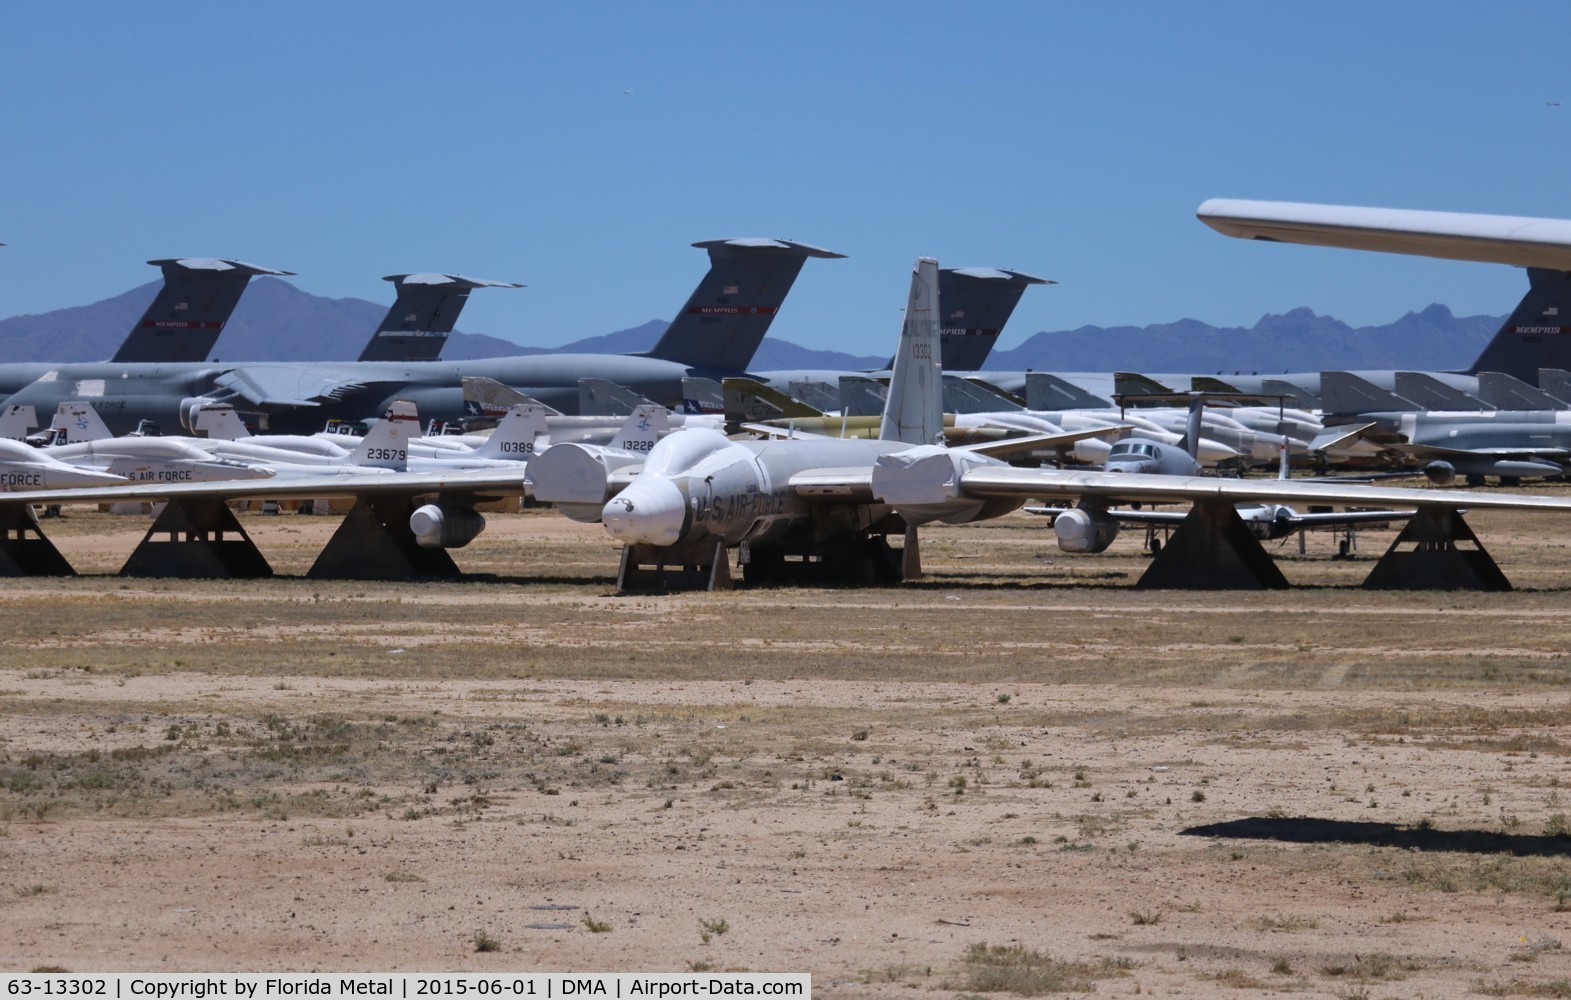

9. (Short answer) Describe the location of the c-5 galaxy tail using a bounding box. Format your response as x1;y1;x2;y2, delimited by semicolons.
357;274;523;362
641;238;845;372
1465;268;1571;382
936;268;1053;371
112;258;295;363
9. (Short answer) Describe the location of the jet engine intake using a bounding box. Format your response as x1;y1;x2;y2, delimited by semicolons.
410;504;486;549
1054;506;1120;553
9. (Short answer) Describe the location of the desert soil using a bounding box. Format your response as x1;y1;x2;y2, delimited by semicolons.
4;504;1571;998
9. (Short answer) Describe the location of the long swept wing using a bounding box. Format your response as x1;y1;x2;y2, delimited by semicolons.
1197;199;1571;270
0;467;532;507
954;465;1571;513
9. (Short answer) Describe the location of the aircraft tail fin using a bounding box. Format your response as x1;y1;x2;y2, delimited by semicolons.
193;403;253;440
788;379;841;413
0;404;36;441
1320;371;1418;415
611;405;669;454
473;404;548;460
358;273;522;362
642;238;845;371
1180;397;1204;461
579;378;655;417
840;374;889;417
1024;372;1112;410
723;378;822;427
112;258;294;363
461;376;558;423
1466;268;1571;382
938;267;1052;371
1114;372;1178;400
943;374;1023;414
349;401;418;469
1477;371;1570;409
1394;371;1491;410
1541;368;1571;404
680;377;724;415
49;401;114;444
1262;378;1320;409
879;257;944;445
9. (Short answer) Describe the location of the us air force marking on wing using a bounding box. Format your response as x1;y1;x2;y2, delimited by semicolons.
1;977;810;1000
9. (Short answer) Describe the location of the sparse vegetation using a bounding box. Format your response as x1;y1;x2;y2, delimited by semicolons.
957;942;1132;994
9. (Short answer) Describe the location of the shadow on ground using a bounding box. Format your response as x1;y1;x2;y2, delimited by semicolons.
1182;815;1571;857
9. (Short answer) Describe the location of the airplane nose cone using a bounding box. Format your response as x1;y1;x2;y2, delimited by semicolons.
602;477;688;546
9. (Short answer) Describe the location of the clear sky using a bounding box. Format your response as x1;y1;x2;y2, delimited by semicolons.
4;1;1571;357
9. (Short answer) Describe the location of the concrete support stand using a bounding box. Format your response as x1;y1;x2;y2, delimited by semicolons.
0;502;75;576
307;496;459;580
1362;507;1512;591
120;499;272;579
1136;500;1290;590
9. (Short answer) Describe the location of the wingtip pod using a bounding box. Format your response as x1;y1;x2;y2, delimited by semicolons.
1196;198;1571;270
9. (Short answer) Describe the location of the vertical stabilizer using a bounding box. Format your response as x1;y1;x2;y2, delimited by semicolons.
1466;268;1571;382
1476;371;1570;409
349;401;418;469
358;274;523;362
1320;371;1418;415
840;375;889;416
938;267;1053;371
680;377;725;415
193;404;253;440
112;258;295;363
0;404;36;441
723;378;822;426
1394;371;1491;410
643;238;845;371
579;378;656;417
611;405;670;454
473;404;548;460
49;402;113;444
943;374;1024;414
1025;373;1113;410
879;257;944;445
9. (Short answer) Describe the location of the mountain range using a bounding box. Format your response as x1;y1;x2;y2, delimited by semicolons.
0;276;1506;375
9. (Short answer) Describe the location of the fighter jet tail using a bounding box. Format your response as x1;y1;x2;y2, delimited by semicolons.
472;404;548;460
357;274;523;362
642;238;844;372
348;401;418;469
112;258;294;363
0;404;37;441
47;401;114;444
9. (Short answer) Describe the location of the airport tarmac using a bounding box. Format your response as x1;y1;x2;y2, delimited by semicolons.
4;506;1571;995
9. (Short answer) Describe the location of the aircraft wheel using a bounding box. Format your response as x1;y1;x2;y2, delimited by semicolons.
742;547;784;585
1338;539;1350;558
1466;473;1486;487
1148;537;1162;556
1500;476;1522;488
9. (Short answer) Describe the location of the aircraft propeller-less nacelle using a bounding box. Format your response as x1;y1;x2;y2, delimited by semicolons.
1052;506;1122;553
409;504;486;549
602;431;766;548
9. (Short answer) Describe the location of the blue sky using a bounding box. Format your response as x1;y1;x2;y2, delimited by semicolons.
4;1;1571;356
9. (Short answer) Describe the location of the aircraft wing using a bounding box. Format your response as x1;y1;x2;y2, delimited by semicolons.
949;465;1571;512
0;467;533;507
1024;504;1412;529
1197;199;1571;270
1392;442;1571;461
212;365;380;410
789;467;877;501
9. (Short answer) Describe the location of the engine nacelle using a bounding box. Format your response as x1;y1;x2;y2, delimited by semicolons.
1054;507;1121;553
1422;460;1456;486
409;504;486;549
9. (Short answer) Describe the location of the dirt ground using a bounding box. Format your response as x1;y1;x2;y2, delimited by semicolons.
6;504;1571;997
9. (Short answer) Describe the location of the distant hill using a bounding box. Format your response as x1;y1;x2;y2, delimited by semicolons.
0;277;1505;374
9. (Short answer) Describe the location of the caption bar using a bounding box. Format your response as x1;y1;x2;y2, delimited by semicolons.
2;976;810;1000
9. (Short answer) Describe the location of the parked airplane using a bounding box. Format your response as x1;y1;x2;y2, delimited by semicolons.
0;238;842;436
0;257;293;402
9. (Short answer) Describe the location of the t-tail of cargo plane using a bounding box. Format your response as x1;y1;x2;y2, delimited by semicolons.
639;238;845;372
113;258;295;363
357;274;523;362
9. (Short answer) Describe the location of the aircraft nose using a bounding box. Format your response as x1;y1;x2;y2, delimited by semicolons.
602;477;688;546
